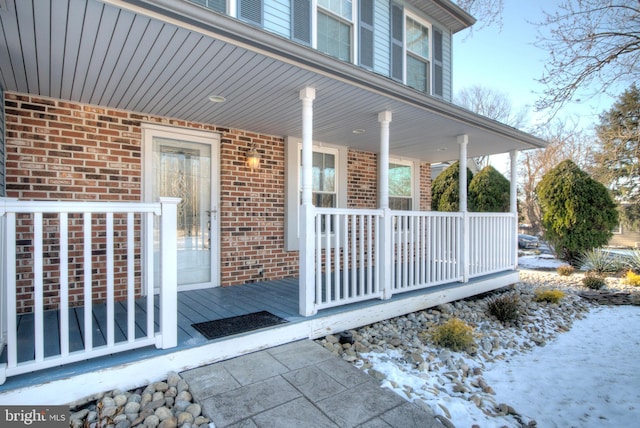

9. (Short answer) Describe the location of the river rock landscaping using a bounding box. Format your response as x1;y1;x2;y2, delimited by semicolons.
315;269;640;427
68;372;211;428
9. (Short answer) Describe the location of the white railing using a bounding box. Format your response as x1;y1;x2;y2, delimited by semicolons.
312;208;384;310
468;212;517;278
300;207;517;316
391;211;464;293
0;197;179;384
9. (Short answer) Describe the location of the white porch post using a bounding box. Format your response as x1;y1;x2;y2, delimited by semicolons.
458;135;469;282
299;87;317;316
378;111;393;299
510;150;519;269
157;197;180;349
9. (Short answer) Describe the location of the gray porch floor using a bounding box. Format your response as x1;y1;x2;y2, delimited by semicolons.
0;272;515;395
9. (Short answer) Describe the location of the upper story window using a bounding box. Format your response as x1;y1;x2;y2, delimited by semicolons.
391;4;443;96
405;15;431;93
317;0;353;62
389;161;413;210
189;0;226;13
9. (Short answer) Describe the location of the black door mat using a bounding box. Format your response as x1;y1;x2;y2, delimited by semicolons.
192;311;289;340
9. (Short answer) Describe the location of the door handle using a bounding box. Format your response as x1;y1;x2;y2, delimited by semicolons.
206;209;218;220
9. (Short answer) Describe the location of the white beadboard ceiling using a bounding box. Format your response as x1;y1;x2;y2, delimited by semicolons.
0;0;546;163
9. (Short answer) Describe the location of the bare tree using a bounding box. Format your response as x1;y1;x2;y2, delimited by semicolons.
535;0;640;116
455;85;529;169
456;85;529;128
454;0;505;32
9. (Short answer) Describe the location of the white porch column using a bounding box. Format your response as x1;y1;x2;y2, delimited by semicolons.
299;87;317;316
510;150;519;269
378;111;392;209
458;135;468;213
378;111;393;299
458;135;469;282
157;197;180;349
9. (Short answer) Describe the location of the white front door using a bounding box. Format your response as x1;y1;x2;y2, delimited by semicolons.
143;124;220;291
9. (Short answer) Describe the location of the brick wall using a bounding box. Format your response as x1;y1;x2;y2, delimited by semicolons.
219;131;298;284
4;92;433;312
348;149;378;209
420;162;432;211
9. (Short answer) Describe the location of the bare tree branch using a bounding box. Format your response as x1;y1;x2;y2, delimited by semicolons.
535;0;640;117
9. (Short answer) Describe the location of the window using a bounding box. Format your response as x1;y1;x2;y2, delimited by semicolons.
188;0;226;13
391;6;441;95
405;15;430;93
285;138;347;250
389;162;413;210
317;0;353;61
301;149;337;208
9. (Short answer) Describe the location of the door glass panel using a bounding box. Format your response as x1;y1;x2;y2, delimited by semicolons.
152;138;212;286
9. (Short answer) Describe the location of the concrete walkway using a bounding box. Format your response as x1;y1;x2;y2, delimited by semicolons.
180;340;443;428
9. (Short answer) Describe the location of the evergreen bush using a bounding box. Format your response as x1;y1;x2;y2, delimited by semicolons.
431;162;473;212
536;160;619;266
469;165;511;212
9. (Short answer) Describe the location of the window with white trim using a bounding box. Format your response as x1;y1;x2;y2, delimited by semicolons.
389;161;413;210
317;0;353;61
405;14;431;93
300;148;337;208
285;138;347;250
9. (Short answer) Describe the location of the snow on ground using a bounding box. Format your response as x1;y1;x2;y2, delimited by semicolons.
484;305;640;428
356;253;640;427
364;305;640;427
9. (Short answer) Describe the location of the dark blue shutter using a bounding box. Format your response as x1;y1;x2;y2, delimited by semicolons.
292;0;311;45
390;3;403;81
359;0;374;69
433;28;443;97
239;0;262;26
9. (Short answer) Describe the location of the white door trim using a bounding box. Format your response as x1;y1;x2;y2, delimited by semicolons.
142;123;220;290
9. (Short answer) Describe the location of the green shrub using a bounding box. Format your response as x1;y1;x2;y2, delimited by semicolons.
468;166;510;212
534;289;565;304
556;265;575;276
536;160;619;266
624;270;640;286
487;294;521;323
431;162;473;212
582;272;606;290
431;318;476;352
626;249;640;274
579;249;622;275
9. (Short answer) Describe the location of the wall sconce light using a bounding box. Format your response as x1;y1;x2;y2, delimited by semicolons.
246;144;261;170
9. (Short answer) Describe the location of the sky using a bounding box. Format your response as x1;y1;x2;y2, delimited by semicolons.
452;0;617;132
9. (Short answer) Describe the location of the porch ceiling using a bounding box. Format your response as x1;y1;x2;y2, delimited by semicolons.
0;0;546;163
